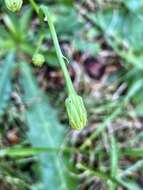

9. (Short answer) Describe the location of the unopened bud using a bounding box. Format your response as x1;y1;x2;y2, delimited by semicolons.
65;94;87;130
5;0;23;12
32;53;45;67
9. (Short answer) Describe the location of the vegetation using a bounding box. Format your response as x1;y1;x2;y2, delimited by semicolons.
0;0;143;189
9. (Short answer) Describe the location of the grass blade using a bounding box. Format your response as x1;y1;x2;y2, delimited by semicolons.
109;135;118;190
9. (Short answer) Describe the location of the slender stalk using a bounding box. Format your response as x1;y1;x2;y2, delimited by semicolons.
28;0;39;15
41;6;76;95
35;34;44;54
28;1;76;95
27;2;87;130
28;0;44;32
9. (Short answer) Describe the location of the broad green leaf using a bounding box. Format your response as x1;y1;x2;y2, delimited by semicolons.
123;0;143;12
51;5;83;37
3;14;17;36
20;8;32;34
20;61;76;190
89;6;143;51
73;37;101;56
0;53;15;119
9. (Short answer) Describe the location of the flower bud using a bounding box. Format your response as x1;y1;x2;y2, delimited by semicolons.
5;0;23;12
32;53;45;67
65;94;87;130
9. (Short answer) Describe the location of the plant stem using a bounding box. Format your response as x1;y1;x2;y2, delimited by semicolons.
28;0;39;15
28;0;44;32
41;6;76;95
35;34;44;54
28;1;76;95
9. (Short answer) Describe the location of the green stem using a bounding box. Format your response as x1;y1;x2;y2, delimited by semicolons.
41;6;76;95
28;0;39;15
28;2;76;95
28;0;44;32
35;34;44;54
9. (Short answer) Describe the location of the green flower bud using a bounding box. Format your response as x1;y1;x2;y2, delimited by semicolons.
32;53;45;67
65;94;87;130
5;0;23;12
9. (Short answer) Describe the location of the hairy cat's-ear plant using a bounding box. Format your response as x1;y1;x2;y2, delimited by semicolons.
5;0;23;12
41;6;87;130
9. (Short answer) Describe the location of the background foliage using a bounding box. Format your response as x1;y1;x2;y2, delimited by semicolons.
0;0;143;189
